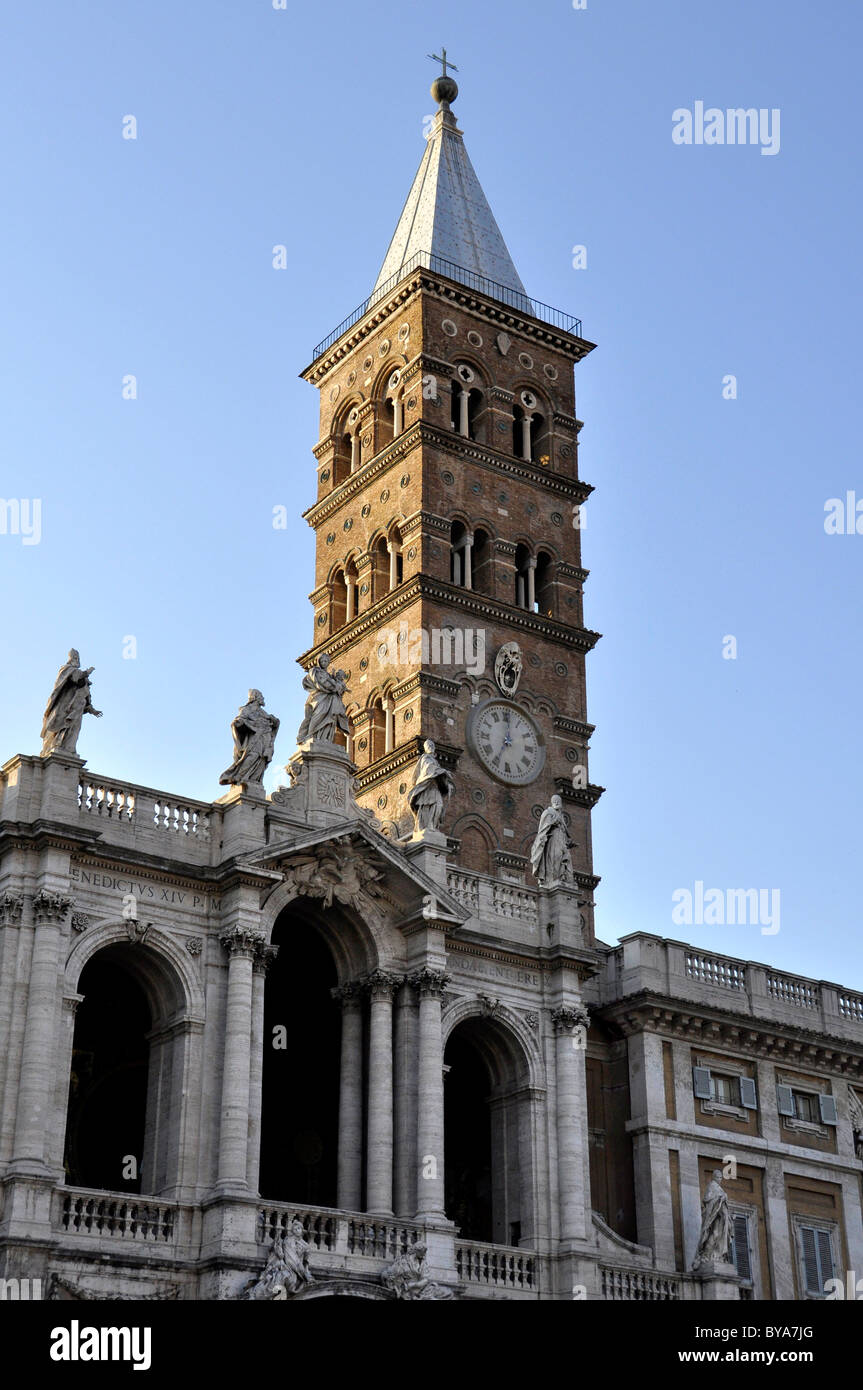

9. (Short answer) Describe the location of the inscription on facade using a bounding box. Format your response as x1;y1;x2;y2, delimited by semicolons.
452;955;539;987
70;866;221;913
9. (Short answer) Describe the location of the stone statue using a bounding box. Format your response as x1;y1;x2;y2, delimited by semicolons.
296;653;350;745
407;739;455;833
692;1170;732;1268
40;650;102;757
381;1241;454;1300
219;689;280;788
530;794;575;886
244;1221;313;1299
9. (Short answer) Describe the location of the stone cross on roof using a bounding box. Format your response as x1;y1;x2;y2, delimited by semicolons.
427;47;458;79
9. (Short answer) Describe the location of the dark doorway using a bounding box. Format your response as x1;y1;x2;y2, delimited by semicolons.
259;918;341;1205
65;956;150;1193
444;1030;493;1241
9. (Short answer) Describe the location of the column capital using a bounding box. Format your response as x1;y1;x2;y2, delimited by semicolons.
0;891;24;926
220;926;267;959
32;890;72;925
252;942;279;975
409;967;449;1000
551;1004;589;1034
365;968;401;1000
331;980;364;1007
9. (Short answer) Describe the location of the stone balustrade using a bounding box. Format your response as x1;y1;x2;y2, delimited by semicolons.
455;1239;538;1294
600;1265;683;1300
76;773;218;864
603;934;863;1045
446;869;539;929
256;1202;424;1262
55;1189;187;1245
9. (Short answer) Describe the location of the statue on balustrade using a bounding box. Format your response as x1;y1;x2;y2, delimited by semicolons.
381;1241;455;1300
40;649;102;757
219;689;280;788
244;1221;313;1299
296;653;351;745
692;1171;732;1269
407;739;455;833
529;794;575;887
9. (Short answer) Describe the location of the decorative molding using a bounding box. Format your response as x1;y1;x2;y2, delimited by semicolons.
409;967;449;1000
70;911;91;933
253;943;280;975
0;891;24;926
185;937;203;956
552;1005;590;1034
220;926;267;958
365;968;402;1000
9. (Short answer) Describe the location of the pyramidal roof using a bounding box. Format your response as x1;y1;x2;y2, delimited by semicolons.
372;76;527;299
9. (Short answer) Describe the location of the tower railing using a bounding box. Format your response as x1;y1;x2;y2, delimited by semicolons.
312;251;583;359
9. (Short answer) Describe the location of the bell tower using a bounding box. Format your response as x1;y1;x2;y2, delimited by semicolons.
300;64;602;913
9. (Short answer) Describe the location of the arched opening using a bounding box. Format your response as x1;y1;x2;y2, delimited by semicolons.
444;1015;535;1247
514;544;531;609
260;917;341;1205
332;436;352;486
534;551;553;615
368;697;387;762
457;821;494;875
331;567;347;630
371;537;390;601
450;520;469;586
64;941;189;1197
530;412;546;463
450;365;483;439
512;405;525;459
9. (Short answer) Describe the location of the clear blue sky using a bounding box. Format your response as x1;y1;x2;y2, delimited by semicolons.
1;1;860;987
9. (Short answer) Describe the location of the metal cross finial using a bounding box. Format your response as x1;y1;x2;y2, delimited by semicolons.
428;48;458;79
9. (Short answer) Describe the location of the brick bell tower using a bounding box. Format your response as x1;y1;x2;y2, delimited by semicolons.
299;60;602;923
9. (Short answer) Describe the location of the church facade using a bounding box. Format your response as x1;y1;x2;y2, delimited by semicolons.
1;69;862;1302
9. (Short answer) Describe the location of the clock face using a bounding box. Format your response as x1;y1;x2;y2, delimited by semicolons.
469;701;545;785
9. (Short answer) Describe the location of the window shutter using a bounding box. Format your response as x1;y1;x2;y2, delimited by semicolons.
816;1229;834;1288
776;1084;795;1116
818;1093;838;1126
739;1077;758;1110
693;1066;712;1099
732;1214;752;1282
800;1226;821;1294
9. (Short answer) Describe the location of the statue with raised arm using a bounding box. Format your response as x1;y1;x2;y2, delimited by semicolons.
530;794;575;886
243;1220;313;1300
296;653;350;745
40;650;102;757
692;1170;732;1268
407;739;455;833
219;689;280;788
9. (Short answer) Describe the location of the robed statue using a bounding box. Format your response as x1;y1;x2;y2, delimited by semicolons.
381;1241;454;1301
529;794;574;886
296;653;350;745
407;739;455;833
243;1220;313;1300
692;1170;732;1268
40;650;102;757
219;689;280;788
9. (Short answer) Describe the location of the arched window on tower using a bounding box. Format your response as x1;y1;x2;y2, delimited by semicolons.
330;568;347;630
344;557;359;623
369;698;387;761
450;521;471;588
534;551;553;615
385;369;403;442
387;526;404;590
514;544;531;609
332;435;352;486
513;390;541;461
372;537;389;601
451;364;482;440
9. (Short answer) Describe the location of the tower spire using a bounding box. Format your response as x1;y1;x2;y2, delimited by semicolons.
371;56;526;299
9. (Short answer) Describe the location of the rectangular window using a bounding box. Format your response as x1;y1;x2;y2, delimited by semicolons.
798;1224;835;1296
793;1091;819;1124
711;1074;740;1106
728;1213;753;1284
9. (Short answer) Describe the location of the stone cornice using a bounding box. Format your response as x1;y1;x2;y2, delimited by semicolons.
552;716;596;739
355;739;461;793
299;576;601;665
303;420;593;530
557;780;605;809
552;413;578;432
447;935;603;981
596;992;863;1076
556;563;589;583
302;269;594;384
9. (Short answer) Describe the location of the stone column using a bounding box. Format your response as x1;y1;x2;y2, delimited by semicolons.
387;541;398;591
393;980;419;1217
365;969;398;1215
0;891;25;1166
520;413;533;460
333;982;364;1211
349;432;359;473
346;576;356;623
216;926;265;1192
463;532;473;589
458;388;470;437
411;967;449;1221
384;695;395;754
392;397;403;436
552;1005;590;1243
11;890;72;1173
247;943;278;1193
527;556;537;610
